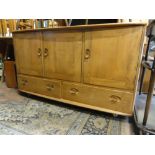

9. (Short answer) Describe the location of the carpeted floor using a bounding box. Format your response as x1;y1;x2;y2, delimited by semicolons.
135;94;155;129
0;83;134;135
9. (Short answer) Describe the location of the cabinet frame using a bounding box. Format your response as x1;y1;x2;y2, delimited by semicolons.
13;23;146;116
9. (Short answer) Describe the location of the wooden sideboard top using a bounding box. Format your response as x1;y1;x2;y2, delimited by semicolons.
12;23;147;33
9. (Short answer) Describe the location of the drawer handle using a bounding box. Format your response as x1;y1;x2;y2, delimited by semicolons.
46;84;54;91
84;49;91;60
21;79;28;83
21;79;28;86
44;48;48;57
109;95;121;104
69;88;79;95
21;82;26;86
37;48;42;56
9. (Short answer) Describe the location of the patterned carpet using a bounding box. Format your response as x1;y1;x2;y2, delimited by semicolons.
0;83;134;135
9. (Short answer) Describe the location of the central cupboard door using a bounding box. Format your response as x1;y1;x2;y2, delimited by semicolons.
84;27;144;90
43;31;82;82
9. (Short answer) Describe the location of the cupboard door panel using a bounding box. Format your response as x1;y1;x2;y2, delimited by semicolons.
13;32;43;76
43;31;82;82
84;27;144;90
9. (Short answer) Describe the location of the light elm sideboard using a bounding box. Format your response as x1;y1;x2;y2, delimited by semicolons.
13;23;146;116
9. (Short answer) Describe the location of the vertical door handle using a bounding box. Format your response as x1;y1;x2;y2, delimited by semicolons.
84;49;91;60
44;48;48;57
37;48;42;56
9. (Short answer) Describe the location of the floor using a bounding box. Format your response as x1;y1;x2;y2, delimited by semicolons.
0;83;135;135
135;94;155;130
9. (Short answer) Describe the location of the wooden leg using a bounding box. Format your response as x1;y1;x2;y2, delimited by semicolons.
139;37;152;95
143;69;155;126
139;67;146;95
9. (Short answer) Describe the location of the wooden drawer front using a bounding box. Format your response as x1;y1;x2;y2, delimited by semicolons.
18;75;61;98
18;75;35;92
62;82;134;114
37;78;61;98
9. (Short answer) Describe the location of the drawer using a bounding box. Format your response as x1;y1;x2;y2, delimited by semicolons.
62;82;134;114
18;75;35;92
18;75;61;98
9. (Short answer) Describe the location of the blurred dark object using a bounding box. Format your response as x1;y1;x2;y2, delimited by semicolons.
0;56;3;82
70;19;86;26
69;19;118;26
146;20;155;37
87;19;117;24
5;44;15;60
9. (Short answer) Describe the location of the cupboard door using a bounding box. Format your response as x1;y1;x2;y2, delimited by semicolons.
43;31;82;82
13;32;43;76
84;27;144;90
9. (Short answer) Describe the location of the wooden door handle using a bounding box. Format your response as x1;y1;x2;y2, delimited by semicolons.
44;48;48;57
69;88;79;95
84;49;91;60
37;48;42;56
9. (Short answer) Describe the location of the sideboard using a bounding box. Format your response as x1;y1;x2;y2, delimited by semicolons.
13;23;146;116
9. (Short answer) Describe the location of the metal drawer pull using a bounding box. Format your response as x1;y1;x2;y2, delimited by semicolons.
109;95;121;104
46;84;54;91
44;48;48;57
69;88;79;95
37;48;42;56
84;49;91;59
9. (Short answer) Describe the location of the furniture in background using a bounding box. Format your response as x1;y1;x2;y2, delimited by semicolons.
142;56;155;125
141;58;155;94
13;23;146;116
134;56;155;134
4;61;17;88
0;37;17;87
0;19;17;37
135;21;155;134
140;39;155;94
4;44;17;88
0;55;3;82
139;20;155;94
0;37;13;82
